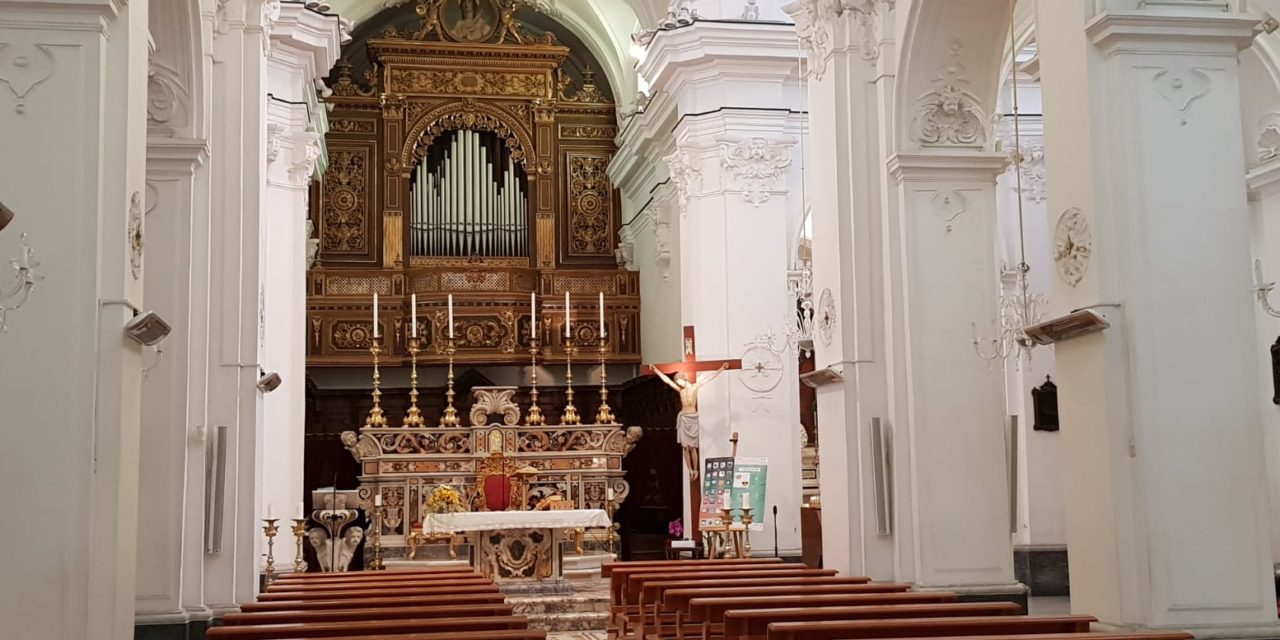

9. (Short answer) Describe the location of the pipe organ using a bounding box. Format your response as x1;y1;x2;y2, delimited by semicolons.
410;129;530;258
308;0;641;368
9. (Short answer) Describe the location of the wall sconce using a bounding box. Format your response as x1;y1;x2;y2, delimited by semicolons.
0;233;42;332
1254;259;1280;318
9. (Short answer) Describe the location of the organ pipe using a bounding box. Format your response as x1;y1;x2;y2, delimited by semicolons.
409;128;529;258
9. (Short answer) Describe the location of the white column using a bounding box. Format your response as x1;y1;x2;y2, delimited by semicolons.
1250;158;1280;565
616;21;806;555
0;1;149;639
204;0;273;612
1037;1;1280;632
261;1;340;575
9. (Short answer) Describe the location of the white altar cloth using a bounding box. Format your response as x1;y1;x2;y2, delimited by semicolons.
422;508;610;533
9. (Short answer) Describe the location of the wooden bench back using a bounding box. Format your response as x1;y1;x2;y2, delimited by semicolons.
220;603;514;626
255;583;501;602
602;558;783;577
689;591;960;623
266;631;547;640
661;580;912;613
263;576;491;593
764;614;1096;640
611;561;802;604
206;615;528;640
273;569;478;583
722;602;1020;639
240;593;507;613
627;568;839;605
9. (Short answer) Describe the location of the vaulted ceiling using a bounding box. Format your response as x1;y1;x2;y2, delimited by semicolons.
324;0;664;102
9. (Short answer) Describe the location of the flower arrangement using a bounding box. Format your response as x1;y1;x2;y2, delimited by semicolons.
668;518;683;538
425;485;466;514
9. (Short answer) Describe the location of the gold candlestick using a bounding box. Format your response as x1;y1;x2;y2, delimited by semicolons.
562;338;581;425
291;518;308;573
526;340;546;426
595;336;615;424
440;338;460;427
403;337;425;427
740;507;754;557
369;504;386;571
262;519;279;584
365;336;387;428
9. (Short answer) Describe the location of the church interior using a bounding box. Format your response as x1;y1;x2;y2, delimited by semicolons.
5;0;1280;639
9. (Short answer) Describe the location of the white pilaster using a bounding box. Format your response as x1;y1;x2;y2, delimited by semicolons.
261;1;341;571
1037;1;1280;632
0;1;150;638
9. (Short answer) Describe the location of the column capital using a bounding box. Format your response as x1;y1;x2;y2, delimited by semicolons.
783;0;895;80
887;151;1009;183
269;3;343;86
638;21;801;112
1086;10;1260;57
1247;157;1280;199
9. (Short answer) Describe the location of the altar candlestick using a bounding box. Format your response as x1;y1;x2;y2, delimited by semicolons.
447;294;455;338
411;294;417;337
530;292;537;339
372;293;379;337
564;291;571;338
741;492;750;509
598;292;606;339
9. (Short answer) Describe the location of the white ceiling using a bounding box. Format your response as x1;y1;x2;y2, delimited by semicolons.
324;0;666;102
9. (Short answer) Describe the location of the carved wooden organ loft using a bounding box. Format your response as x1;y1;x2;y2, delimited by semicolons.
308;0;639;367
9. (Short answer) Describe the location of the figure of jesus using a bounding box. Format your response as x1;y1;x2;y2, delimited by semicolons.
649;362;730;479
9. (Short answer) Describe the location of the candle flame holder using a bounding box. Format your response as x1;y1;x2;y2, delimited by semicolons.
595;336;615;424
527;339;546;426
562;335;581;425
291;518;308;573
440;338;460;427
262;519;280;584
369;503;386;570
365;336;387;428
403;337;425;427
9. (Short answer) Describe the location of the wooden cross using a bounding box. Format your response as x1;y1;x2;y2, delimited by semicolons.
646;326;743;382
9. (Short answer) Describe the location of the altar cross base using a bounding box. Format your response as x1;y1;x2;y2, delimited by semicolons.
646;326;742;544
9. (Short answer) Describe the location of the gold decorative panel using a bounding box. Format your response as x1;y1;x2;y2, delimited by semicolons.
565;153;613;258
326;276;393;296
322;147;373;256
391;68;548;99
441;270;510;291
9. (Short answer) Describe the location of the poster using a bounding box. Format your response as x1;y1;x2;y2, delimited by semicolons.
699;456;769;530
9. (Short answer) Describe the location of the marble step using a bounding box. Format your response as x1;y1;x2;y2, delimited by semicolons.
507;595;611;616
523;611;610;633
562;552;615;570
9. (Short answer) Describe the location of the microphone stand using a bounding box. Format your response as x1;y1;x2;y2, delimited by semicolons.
772;505;778;558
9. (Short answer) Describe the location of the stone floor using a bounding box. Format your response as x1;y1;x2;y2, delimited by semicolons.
547;633;607;640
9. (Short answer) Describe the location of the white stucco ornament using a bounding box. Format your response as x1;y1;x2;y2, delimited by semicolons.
740;344;784;394
1053;207;1091;288
721;138;792;207
817;288;836;346
128;191;144;280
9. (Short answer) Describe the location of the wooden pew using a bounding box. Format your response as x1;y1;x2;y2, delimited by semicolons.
273;568;477;581
718;602;1021;640
220;604;514;626
624;570;842;639
206;615;529;640
677;591;956;640
255;583;501;602
763;614;1097;640
655;584;919;640
240;593;507;613
263;576;491;593
604;558;785;577
270;631;547;640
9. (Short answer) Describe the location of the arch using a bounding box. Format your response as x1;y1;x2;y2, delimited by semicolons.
148;0;206;139
401;100;537;170
893;0;1012;154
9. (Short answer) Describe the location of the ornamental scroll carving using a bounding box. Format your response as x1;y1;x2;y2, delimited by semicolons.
721;138;792;207
322;150;369;252
470;387;521;426
914;40;986;148
1053;207;1091;288
391;68;548;99
404;101;534;169
568;154;613;256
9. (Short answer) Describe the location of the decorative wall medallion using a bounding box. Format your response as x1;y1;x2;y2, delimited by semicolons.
666;150;703;212
322;150;368;252
1053;207;1091;288
567;154;613;255
739;344;784;394
720;138;793;207
332;321;375;350
0;43;56;114
817;288;836;346
1147;66;1210;113
1257;112;1280;163
914;40;986;147
128;191;144;280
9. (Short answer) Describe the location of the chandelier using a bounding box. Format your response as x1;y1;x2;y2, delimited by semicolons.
0;234;42;332
972;21;1046;363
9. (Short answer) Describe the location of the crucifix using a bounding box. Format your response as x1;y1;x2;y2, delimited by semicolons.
646;326;742;542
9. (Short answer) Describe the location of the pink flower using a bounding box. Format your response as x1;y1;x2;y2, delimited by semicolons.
668;518;683;538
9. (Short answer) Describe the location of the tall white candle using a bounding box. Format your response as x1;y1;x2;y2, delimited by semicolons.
448;294;455;338
598;292;606;339
531;292;537;340
607;487;614;501
267;503;274;519
741;492;750;509
564;291;571;338
723;491;732;508
411;294;418;337
372;293;379;337
375;494;383;507
299;501;306;519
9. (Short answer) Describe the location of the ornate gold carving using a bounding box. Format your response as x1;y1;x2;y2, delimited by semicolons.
332;321;375;350
391;68;547;99
558;67;609;104
532;100;555;123
567;154;612;255
330;59;376;97
311;315;322;348
406;101;532;167
322;150;368;252
331;119;377;134
381;93;408;119
536;158;554;176
325;276;392;295
455;316;514;351
561;124;616;139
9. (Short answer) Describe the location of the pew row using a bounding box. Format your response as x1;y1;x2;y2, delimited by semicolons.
256;582;500;602
240;592;508;613
762;614;1097;640
220;604;514;626
206;615;529;640
714;602;1022;640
